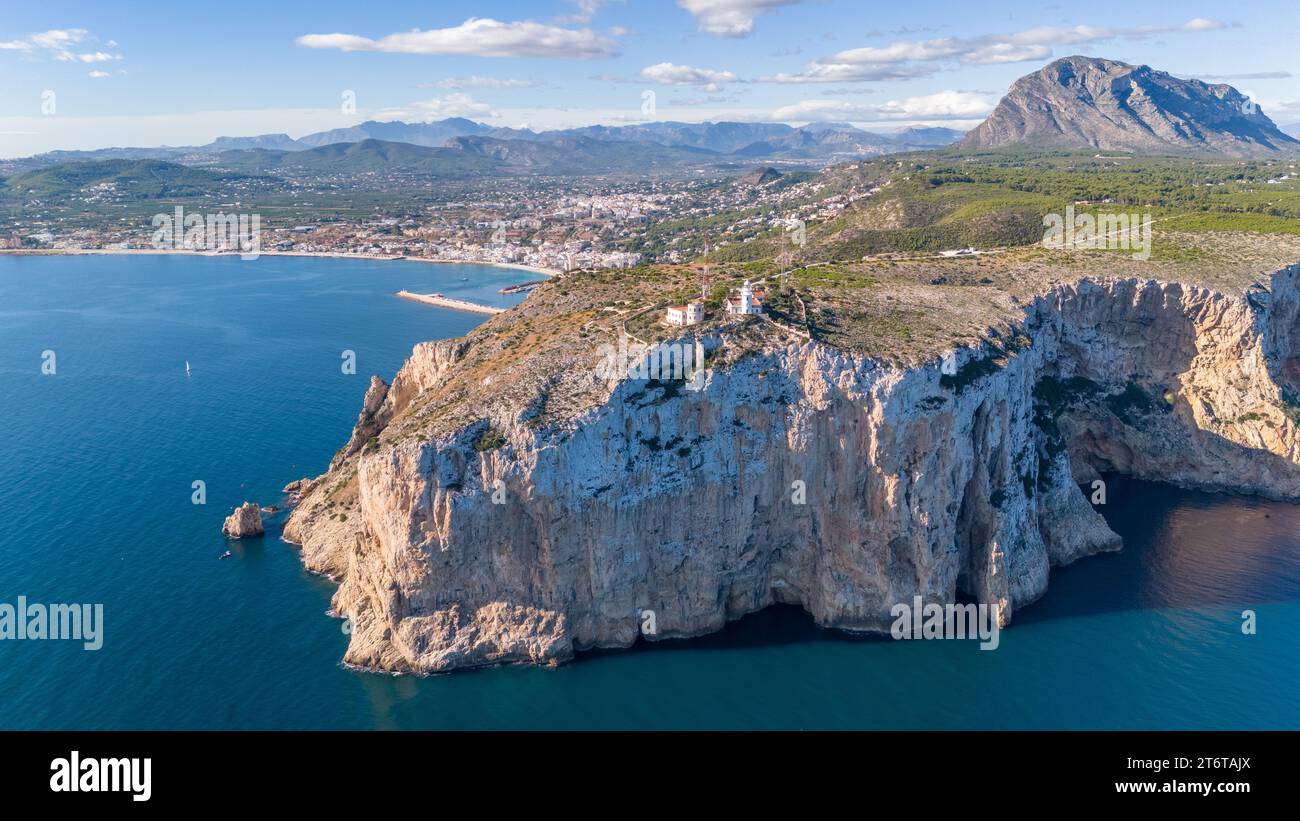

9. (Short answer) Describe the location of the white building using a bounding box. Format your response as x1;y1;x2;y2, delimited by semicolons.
666;300;705;326
725;280;763;316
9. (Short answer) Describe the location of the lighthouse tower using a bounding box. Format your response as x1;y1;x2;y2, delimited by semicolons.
739;280;754;314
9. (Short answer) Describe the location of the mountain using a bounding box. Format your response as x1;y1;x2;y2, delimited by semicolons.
446;135;725;174
731;127;897;159
3;159;258;199
207;133;306;151
294;118;537;148
891;126;965;147
552;121;798;153
6;119;933;174
961;55;1300;156
213;139;501;176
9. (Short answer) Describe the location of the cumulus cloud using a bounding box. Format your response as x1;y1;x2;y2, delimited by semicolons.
297;18;620;59
676;0;803;37
0;28;123;63
640;62;738;91
772;90;997;122
87;69;110;79
765;18;1233;83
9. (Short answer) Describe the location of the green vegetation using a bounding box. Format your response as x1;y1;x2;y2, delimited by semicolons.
797;150;1300;263
3;159;263;200
1105;381;1167;425
473;427;507;452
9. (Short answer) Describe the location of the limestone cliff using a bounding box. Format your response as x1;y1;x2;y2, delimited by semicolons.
222;502;264;539
284;264;1300;673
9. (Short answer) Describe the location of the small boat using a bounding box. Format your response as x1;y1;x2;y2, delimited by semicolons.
185;360;192;375
219;550;232;560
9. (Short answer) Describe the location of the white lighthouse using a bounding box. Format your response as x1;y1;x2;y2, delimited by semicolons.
726;279;763;316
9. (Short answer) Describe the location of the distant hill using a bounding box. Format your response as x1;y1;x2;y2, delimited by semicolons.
3;159;258;199
961;56;1300;157
208;133;306;151
891;126;965;147
444;134;721;174
7;118;943;174
294;118;537;148
214;139;501;176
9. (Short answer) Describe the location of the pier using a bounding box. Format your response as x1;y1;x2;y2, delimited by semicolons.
499;279;551;294
395;291;505;315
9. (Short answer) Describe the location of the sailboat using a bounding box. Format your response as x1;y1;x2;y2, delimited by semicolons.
185;360;191;375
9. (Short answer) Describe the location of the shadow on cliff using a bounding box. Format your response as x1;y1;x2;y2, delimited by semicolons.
579;477;1300;662
1014;475;1300;626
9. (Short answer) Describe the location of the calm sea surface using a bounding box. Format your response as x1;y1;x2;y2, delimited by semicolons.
1;253;1297;729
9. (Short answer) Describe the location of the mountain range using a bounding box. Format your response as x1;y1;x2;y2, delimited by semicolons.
6;119;965;174
7;55;1297;189
961;55;1300;157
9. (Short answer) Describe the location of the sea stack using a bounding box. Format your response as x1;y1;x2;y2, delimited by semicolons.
222;502;264;538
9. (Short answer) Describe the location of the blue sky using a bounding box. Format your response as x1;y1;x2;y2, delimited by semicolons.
1;0;1296;156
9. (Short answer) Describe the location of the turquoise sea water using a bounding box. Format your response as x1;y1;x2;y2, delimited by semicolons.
1;253;1297;730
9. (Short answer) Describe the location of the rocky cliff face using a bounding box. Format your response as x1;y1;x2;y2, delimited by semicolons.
284;264;1300;673
960;56;1300;156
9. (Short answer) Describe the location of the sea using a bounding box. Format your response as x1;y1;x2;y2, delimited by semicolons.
0;253;1297;729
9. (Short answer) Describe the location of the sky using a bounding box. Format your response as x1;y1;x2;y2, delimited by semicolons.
1;0;1297;157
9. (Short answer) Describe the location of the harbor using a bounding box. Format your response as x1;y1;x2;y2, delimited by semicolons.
395;290;505;315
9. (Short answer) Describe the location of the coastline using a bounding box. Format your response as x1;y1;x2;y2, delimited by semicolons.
0;248;562;278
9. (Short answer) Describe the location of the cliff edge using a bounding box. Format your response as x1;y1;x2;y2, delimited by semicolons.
284;260;1300;673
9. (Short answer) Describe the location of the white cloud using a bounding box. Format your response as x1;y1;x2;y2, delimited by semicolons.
762;63;936;84
640;62;737;91
767;18;1233;83
555;0;608;24
297;18;619;59
0;28;122;63
677;0;803;37
87;70;110;79
772;90;997;122
1193;71;1291;81
0;28;86;51
434;76;537;89
875;90;998;118
378;93;497;122
64;51;118;63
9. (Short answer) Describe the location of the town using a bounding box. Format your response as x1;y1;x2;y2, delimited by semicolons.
0;159;893;272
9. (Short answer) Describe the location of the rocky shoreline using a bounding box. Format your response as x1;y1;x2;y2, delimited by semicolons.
282;263;1300;674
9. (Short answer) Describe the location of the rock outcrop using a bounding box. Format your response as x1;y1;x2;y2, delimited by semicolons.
285;264;1300;673
222;502;264;539
960;56;1300;156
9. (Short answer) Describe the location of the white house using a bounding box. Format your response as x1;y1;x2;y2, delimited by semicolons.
666;300;705;326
